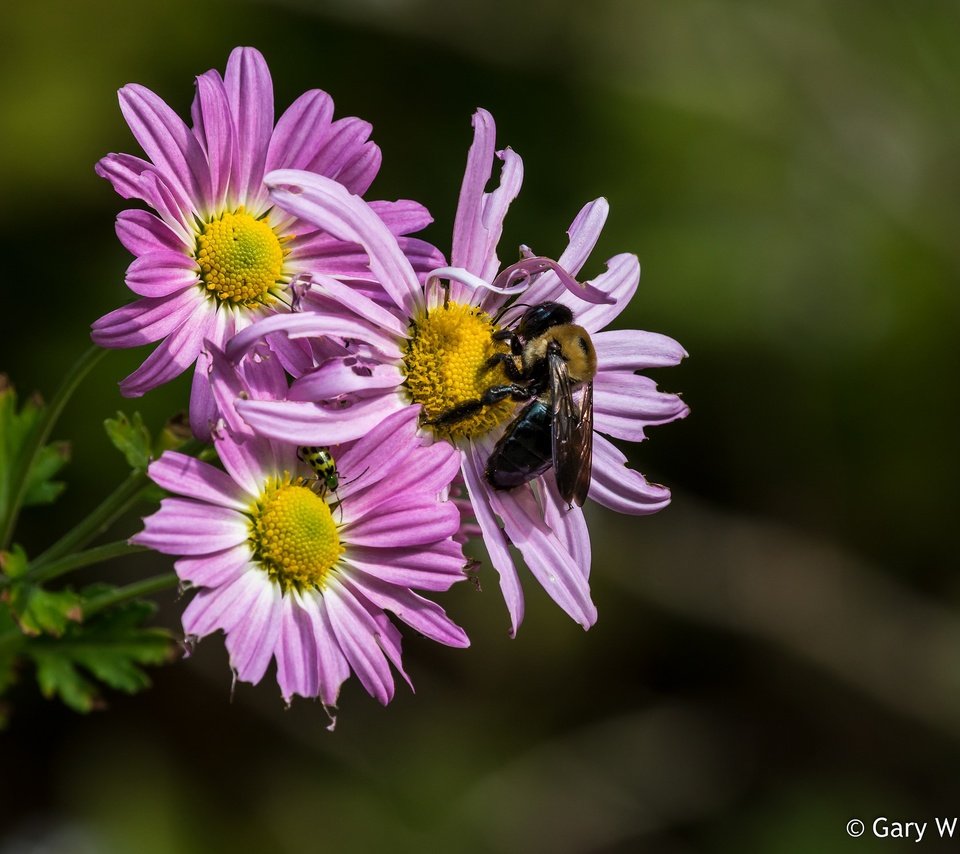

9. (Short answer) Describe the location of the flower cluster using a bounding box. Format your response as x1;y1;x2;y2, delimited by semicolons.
96;47;688;716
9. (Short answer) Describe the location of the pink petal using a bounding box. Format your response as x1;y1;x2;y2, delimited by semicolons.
237;392;405;446
133;497;249;555
542;475;591;575
452;109;499;283
125;250;199;297
589;433;672;515
356;598;412;692
275;592;320;701
190;309;236;441
346;571;469;648
181;570;262;637
475;146;523;284
334;138;381;197
342;540;466;592
90;287;201;348
306;593;351;708
116;209;185;255
326;402;421;470
324;578;395;705
343;495;460;547
224;46;273;210
304;116;376;194
117;299;214;395
212;427;275;499
340;441;461;523
558;253;640;333
490;486;597;629
265;169;422;317
289;359;403;404
148;450;250;509
136;170;195;244
227;309;403;364
593;371;690;442
225;577;282;684
504;199;609;316
118;83;211;214
191;69;234;212
369;199;434;236
594;328;688;371
311;277;408;337
96;152;154;201
462;443;525;635
265;88;334;175
175;544;251;589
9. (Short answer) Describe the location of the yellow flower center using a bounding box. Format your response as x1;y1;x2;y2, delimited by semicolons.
404;302;515;441
196;208;286;306
249;478;343;592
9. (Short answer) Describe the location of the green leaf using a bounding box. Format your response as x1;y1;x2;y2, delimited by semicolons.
27;592;176;713
104;411;152;471
33;650;99;712
7;584;82;637
0;544;28;580
0;379;59;521
23;440;70;506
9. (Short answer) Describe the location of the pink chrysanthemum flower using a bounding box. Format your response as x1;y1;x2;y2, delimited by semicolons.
92;46;442;436
225;110;688;635
132;349;468;714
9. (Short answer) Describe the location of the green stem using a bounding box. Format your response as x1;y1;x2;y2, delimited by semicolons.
29;469;150;571
82;572;178;617
0;346;108;550
25;541;146;586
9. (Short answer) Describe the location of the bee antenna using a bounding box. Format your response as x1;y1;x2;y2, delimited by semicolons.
493;302;530;325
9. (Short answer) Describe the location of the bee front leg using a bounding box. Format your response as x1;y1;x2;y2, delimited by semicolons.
427;384;534;428
492;329;524;356
485;352;525;381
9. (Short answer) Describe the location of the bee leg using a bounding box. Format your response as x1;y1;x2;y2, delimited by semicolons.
492;329;524;356
485;353;525;381
428;385;534;428
427;399;485;427
480;384;535;404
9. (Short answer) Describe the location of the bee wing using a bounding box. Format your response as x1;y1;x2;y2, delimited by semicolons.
549;350;594;506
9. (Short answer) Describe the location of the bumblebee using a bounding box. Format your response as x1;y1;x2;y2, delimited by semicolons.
297;446;340;496
433;301;596;506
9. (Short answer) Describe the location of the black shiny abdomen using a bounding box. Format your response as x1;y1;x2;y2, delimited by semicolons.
485;400;553;490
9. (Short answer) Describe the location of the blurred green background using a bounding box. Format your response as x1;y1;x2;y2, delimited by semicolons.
2;0;960;851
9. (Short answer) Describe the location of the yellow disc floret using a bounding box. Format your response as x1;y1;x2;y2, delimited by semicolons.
196;208;286;306
249;478;343;591
404;302;516;441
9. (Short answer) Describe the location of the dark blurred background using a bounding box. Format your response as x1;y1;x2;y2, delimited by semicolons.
2;0;960;851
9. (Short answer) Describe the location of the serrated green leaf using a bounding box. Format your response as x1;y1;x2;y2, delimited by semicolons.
0;379;64;523
8;584;82;637
0;544;29;580
104;411;152;471
33;650;99;712
23;441;70;506
26;593;176;713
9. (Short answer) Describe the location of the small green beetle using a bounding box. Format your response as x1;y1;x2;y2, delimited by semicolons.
297;446;340;496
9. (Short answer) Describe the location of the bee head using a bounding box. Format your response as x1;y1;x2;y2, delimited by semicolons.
517;302;574;340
